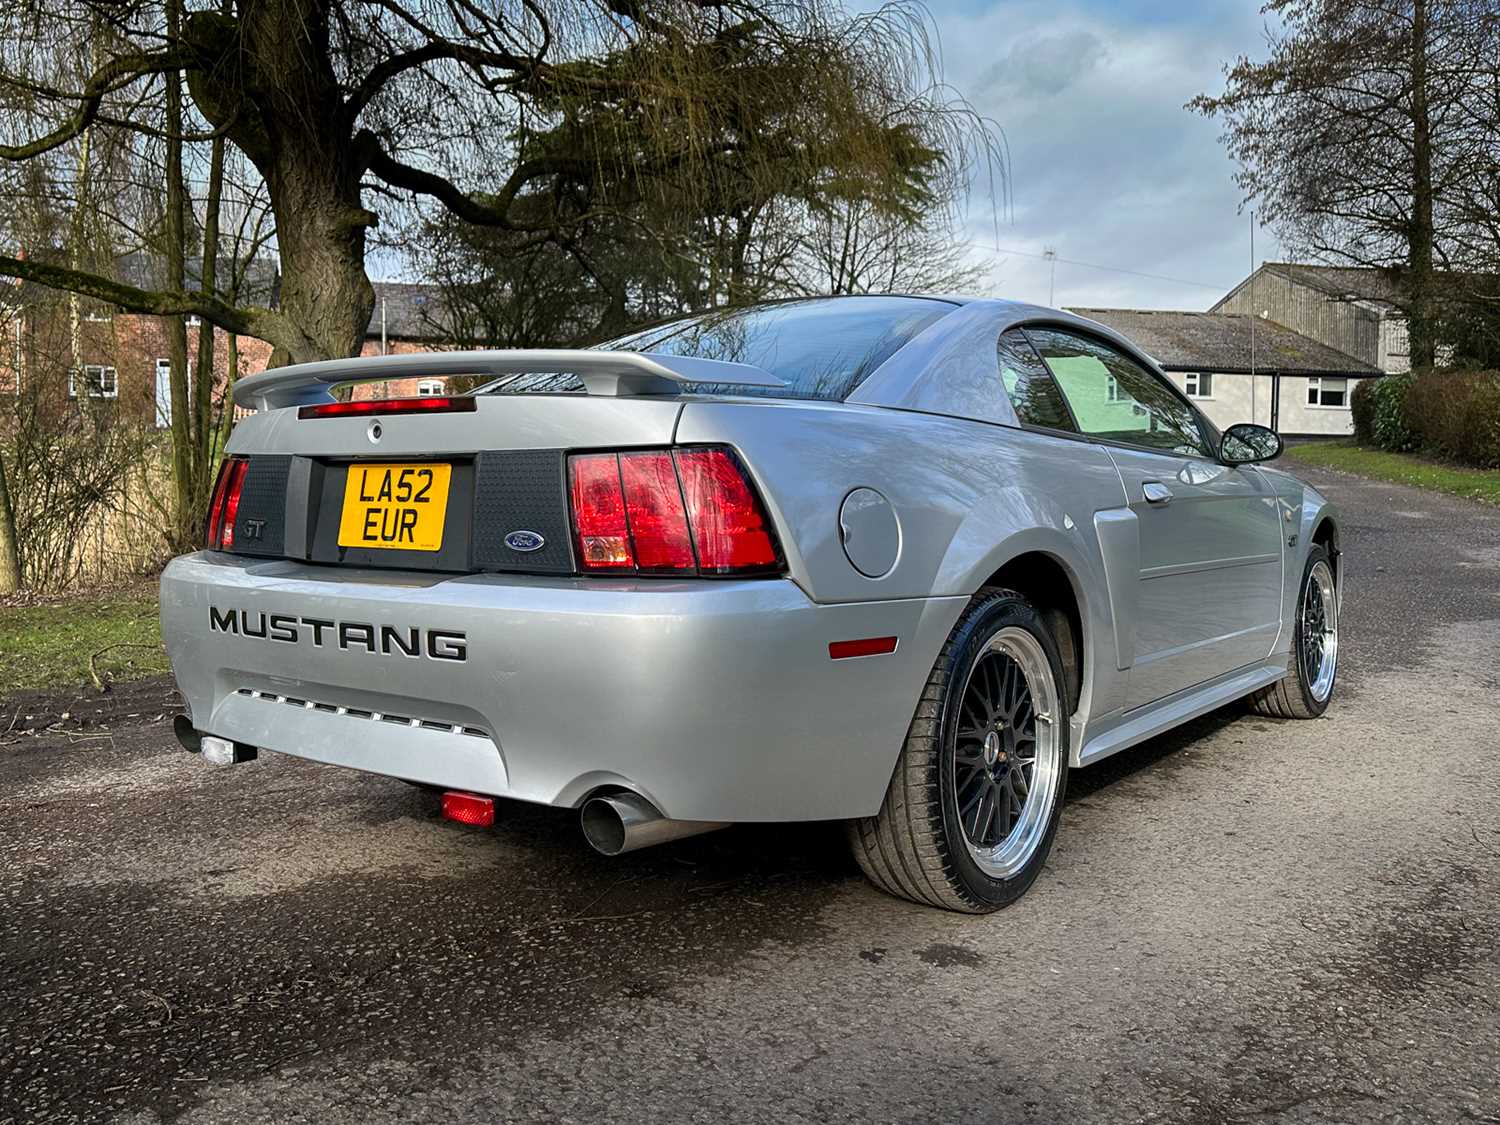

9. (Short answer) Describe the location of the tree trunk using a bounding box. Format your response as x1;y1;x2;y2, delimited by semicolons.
185;132;226;533
183;1;374;365
1408;0;1438;369
163;0;196;551
269;162;375;363
0;456;19;593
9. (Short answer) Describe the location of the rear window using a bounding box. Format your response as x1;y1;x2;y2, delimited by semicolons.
484;296;956;401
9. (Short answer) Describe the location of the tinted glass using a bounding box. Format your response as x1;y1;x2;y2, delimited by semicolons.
997;328;1076;431
1025;327;1211;456
483;296;955;401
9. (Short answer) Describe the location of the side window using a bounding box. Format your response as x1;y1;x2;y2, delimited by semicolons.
996;328;1076;432
1025;327;1211;457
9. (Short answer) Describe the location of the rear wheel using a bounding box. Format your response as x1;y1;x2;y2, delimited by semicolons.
848;588;1069;913
1249;544;1339;719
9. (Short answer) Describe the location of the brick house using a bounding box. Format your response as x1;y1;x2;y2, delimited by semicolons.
0;268;453;424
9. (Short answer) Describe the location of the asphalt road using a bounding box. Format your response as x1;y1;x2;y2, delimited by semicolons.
2;464;1497;1125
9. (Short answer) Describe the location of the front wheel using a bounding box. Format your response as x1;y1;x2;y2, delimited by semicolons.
847;588;1070;913
1249;543;1339;719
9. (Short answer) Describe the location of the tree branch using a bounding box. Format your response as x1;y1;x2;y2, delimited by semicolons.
0;48;192;161
0;255;305;356
362;141;589;228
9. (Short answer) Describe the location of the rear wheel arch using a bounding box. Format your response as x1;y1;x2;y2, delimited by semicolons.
976;550;1085;718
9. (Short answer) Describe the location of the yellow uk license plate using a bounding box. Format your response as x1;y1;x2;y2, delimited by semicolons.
338;463;452;552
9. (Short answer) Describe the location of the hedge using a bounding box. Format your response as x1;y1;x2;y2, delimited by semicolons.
1351;368;1500;469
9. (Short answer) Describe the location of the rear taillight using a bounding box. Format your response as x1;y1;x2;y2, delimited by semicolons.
297;396;476;419
567;447;782;577
205;456;248;550
675;448;780;573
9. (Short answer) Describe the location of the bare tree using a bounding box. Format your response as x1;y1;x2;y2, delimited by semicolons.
1191;0;1498;367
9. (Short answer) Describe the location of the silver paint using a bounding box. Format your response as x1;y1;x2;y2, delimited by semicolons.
164;296;1339;824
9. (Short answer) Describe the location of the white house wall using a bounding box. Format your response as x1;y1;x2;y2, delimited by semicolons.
1164;372;1362;436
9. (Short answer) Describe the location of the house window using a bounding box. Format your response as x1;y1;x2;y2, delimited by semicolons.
416;378;446;396
1184;372;1214;399
1307;377;1348;408
1104;374;1126;402
69;364;118;398
185;314;202;327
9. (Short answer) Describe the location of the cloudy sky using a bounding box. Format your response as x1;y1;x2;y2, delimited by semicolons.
902;0;1285;311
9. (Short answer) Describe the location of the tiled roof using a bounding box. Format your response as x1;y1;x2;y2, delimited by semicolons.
367;282;449;342
1067;308;1381;376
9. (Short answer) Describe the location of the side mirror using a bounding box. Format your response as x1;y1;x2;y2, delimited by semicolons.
1220;422;1283;465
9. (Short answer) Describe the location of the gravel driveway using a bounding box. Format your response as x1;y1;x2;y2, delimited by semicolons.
2;464;1497;1125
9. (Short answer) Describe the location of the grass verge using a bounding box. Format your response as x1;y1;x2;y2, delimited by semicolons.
1283;441;1500;506
0;581;167;697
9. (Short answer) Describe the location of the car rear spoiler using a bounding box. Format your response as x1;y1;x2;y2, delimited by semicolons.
231;349;785;411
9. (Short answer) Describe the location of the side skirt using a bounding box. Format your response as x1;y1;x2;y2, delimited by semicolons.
1075;661;1289;768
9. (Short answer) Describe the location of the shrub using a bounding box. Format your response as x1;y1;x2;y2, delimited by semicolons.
1351;377;1377;444
1404;369;1500;469
1368;372;1417;452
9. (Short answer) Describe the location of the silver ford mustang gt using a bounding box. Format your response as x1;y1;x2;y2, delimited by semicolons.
161;295;1340;913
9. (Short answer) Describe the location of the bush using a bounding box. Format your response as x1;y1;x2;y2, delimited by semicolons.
1368;372;1417;452
1351;377;1377;444
1404;369;1500;469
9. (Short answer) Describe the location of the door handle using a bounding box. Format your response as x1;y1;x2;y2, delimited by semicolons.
1142;481;1173;505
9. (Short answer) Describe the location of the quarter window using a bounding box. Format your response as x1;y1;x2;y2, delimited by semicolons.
1184;372;1213;399
996;328;1076;431
1025;327;1210;457
1307;377;1348;407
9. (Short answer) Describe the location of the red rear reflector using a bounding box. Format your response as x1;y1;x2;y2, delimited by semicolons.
297;396;477;419
569;453;634;568
205;456;249;549
441;791;495;827
619;452;695;570
674;448;779;573
829;636;899;660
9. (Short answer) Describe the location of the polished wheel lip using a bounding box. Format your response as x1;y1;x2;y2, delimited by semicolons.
1301;559;1339;703
950;626;1062;880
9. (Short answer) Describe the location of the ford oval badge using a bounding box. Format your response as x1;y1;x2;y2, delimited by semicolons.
504;530;546;553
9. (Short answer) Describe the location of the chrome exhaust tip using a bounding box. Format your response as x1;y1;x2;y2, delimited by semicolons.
173;714;257;764
580;792;727;856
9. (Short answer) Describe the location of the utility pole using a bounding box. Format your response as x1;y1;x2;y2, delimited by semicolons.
1043;247;1057;306
1249;212;1258;424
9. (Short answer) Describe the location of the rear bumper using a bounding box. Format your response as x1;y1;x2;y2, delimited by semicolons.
160;553;965;822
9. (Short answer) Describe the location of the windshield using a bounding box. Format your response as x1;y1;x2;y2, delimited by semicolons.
482;295;957;401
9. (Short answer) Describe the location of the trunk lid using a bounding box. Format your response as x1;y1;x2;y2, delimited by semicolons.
222;396;685;576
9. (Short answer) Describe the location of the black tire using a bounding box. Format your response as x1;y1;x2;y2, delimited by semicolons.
847;587;1070;913
1249;543;1338;719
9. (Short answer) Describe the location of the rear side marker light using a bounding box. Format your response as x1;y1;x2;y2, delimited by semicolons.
298;396;477;419
829;636;899;660
205;455;249;550
567;446;782;577
441;791;495;827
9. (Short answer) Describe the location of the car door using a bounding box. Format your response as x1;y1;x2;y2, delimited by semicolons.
1024;326;1284;709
